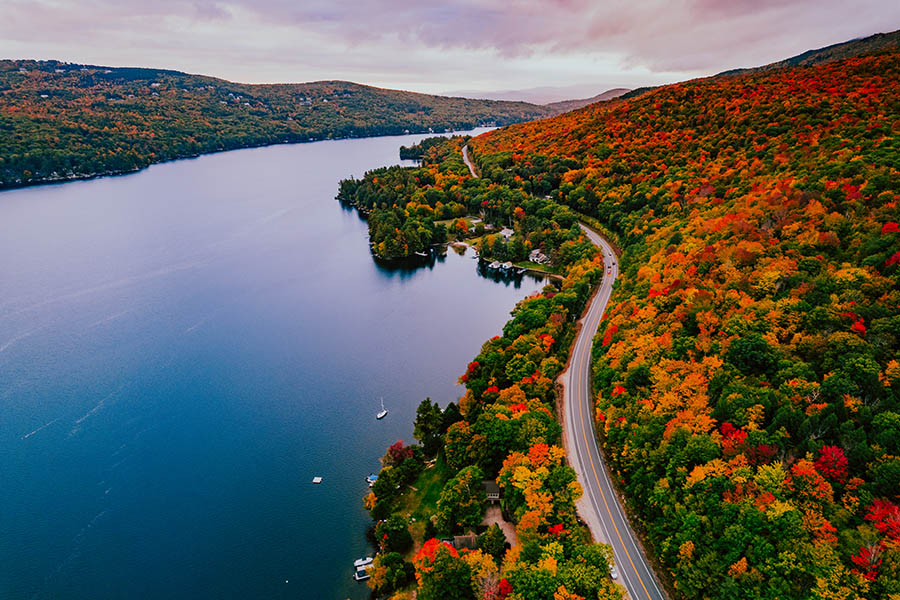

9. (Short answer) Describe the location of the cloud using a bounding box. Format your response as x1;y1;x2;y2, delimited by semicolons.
1;0;897;92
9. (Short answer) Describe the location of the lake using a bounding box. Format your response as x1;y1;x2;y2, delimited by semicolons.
0;130;546;599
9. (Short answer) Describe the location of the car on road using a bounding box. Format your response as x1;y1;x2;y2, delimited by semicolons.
610;566;618;580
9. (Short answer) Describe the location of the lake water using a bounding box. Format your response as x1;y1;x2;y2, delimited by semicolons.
0;131;546;599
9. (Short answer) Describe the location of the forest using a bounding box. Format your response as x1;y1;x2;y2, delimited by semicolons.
0;59;551;189
353;138;621;600
472;48;900;599
357;46;899;599
338;136;583;262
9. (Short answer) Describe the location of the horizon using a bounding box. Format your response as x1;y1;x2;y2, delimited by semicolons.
2;1;898;99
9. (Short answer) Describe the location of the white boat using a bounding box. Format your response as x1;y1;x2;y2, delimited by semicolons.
376;397;388;420
354;556;373;581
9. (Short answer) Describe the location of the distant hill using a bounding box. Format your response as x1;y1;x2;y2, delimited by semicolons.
621;29;900;101
544;88;630;114
719;28;900;76
442;83;629;105
0;60;553;189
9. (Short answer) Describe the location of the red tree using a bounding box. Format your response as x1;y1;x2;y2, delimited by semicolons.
815;445;848;482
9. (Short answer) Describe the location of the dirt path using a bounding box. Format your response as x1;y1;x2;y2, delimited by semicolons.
481;505;518;546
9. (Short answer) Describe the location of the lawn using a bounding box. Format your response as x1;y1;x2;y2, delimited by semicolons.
393;454;454;552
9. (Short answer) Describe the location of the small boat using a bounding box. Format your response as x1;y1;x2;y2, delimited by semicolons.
488;261;501;270
376;397;388;420
366;473;378;487
414;250;428;258
312;476;323;484
354;556;373;581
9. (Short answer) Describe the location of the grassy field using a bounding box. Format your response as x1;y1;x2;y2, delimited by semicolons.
394;455;454;553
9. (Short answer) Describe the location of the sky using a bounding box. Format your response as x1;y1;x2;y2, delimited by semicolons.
2;0;898;101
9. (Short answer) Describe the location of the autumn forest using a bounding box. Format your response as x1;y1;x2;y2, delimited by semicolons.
0;60;551;189
345;42;900;600
4;21;899;600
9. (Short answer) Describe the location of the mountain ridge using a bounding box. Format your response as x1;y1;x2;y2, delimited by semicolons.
0;59;554;189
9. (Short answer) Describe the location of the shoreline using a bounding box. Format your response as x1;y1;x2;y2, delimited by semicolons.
0;127;490;194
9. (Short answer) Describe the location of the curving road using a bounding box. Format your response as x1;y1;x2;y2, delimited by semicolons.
461;144;478;178
459;144;663;599
561;225;666;600
462;139;666;600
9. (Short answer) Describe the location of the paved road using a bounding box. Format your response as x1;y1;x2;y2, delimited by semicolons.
461;145;477;177
561;225;666;600
458;143;664;599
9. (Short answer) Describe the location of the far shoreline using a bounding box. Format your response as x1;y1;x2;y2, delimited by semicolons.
0;126;494;194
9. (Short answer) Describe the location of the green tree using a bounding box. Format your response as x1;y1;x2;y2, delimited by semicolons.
445;421;487;471
415;397;446;456
726;333;777;377
368;552;414;596
436;465;487;533
477;523;509;565
375;515;414;554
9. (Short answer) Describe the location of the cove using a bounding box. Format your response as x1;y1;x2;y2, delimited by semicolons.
0;130;547;599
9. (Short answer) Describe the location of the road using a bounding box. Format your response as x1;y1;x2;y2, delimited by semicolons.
461;144;477;177
561;224;666;600
459;143;664;598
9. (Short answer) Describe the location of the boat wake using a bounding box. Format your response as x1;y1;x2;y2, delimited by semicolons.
4;257;213;320
85;309;131;330
0;324;47;353
70;387;123;435
21;417;61;440
29;509;111;600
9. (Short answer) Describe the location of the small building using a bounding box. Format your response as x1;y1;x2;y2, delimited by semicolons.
499;228;514;240
529;249;551;265
452;534;478;551
483;480;501;504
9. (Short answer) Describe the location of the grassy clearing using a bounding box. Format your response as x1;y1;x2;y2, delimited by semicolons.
514;260;561;275
393;454;453;553
433;215;480;227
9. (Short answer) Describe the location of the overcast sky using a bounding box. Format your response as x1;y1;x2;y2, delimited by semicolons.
2;0;898;99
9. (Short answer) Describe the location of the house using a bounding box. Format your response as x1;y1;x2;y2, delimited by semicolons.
499;228;514;240
483;480;501;504
529;249;550;265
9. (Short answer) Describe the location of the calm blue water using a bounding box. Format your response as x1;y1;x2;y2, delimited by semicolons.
0;131;545;600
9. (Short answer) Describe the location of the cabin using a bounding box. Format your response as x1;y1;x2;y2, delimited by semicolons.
452;534;479;551
483;480;501;504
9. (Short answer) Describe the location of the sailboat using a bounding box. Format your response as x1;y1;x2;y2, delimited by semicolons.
376;397;388;420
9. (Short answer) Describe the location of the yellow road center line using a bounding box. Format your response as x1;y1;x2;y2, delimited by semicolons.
577;279;653;600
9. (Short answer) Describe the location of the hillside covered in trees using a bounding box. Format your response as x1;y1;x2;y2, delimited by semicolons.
354;137;623;600
469;47;900;599
349;40;899;599
0;60;552;189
